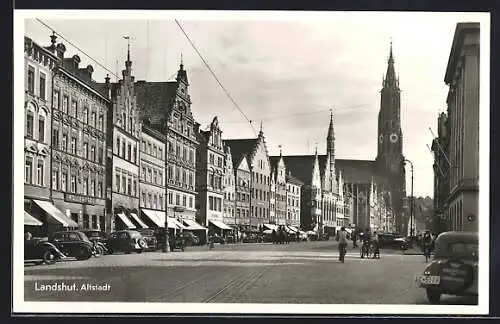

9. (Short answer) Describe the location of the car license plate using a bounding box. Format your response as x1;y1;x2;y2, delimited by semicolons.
415;275;440;286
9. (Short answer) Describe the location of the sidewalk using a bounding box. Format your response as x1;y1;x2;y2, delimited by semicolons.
403;245;424;255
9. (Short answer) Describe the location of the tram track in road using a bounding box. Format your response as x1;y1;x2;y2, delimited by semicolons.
201;266;271;303
148;266;234;302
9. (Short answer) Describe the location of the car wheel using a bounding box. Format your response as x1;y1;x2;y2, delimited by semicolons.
107;248;114;255
136;249;142;254
95;245;104;257
426;289;441;304
76;246;92;260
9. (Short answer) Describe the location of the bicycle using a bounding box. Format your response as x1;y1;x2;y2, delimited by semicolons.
360;241;372;259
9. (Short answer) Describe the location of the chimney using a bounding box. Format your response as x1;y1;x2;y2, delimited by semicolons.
49;32;57;52
105;74;112;98
56;43;66;60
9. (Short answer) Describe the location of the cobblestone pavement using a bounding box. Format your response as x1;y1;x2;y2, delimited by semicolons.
24;241;478;305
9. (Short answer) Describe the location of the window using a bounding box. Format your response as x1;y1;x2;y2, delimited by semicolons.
59;133;66;150
183;148;187;161
52;128;59;148
127;143;131;161
148;143;152;155
189;150;193;163
153;145;157;157
121;142;125;158
91;112;96;128
168;192;173;204
153;195;157;209
52;169;59;190
71;137;77;154
176;145;180;157
36;160;44;186
27;66;35;94
189;197;193;208
39;72;46;100
90;179;95;196
83;215;90;229
142;192;146;206
26;111;34;139
83;178;88;195
36;115;44;142
62;171;67;191
209;196;214;211
182;195;186;207
159;194;163;209
133;179;137;196
25;157;33;183
148;169;152;182
176;194;180;206
159;171;163;186
83;106;89;124
98;147;103;164
127;177;132;195
62;96;69;114
159;148;163;160
98;115;104;131
121;175;126;193
142;167;146;180
53;90;60;109
70;175;76;193
209;153;214;165
71;100;77;118
92;215;98;229
115;174;120;192
182;171;186;185
188;173;193;187
83;143;88;158
122;112;127;129
153;170;158;184
116;137;120;155
97;180;103;197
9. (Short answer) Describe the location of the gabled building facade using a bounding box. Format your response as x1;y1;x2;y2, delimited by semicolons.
233;153;251;229
222;144;236;226
135;62;199;225
103;46;141;231
270;151;287;225
196;117;226;231
286;172;303;228
224;128;271;230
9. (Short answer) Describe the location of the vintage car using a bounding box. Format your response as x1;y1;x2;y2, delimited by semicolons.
415;231;478;304
169;234;185;252
178;231;201;246
24;237;66;265
138;229;158;251
378;233;408;250
49;231;94;260
107;230;147;254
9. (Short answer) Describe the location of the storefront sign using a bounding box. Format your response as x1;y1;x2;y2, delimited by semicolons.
64;193;101;205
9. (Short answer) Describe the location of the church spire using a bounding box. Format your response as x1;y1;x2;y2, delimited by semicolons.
176;53;189;85
123;36;132;71
384;39;397;88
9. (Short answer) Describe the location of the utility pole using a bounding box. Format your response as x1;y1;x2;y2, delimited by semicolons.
404;159;414;238
163;123;170;253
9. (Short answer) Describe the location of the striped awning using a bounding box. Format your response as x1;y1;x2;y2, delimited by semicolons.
33;199;79;228
116;213;136;229
130;212;149;228
141;209;163;227
24;211;43;226
183;219;207;231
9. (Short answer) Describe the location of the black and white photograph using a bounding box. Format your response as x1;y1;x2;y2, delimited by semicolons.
13;10;490;315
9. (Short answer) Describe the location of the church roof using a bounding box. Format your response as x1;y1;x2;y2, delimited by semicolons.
286;173;304;186
336;159;388;185
223;138;259;170
135;81;177;125
278;155;316;186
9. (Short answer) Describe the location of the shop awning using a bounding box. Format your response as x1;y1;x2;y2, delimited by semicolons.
130;213;148;229
284;226;295;234
33;199;79;228
141;209;163;227
169;217;186;230
264;223;278;231
24;211;43;226
210;220;232;230
116;213;136;229
287;226;298;233
183;219;207;230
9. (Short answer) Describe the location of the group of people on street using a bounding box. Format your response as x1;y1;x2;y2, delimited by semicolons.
336;227;381;261
271;226;296;244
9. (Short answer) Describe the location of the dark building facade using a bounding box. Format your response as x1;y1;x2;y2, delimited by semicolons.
232;152;251;229
135;62;199;224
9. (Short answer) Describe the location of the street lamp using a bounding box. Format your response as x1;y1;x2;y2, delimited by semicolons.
404;159;414;238
163;123;170;253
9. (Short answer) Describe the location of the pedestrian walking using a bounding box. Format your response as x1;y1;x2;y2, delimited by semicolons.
336;227;348;263
272;229;277;244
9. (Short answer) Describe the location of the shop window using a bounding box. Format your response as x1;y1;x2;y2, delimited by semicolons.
71;213;79;224
92;215;98;229
83;214;90;229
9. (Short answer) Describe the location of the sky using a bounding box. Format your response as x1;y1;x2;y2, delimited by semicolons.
22;11;487;197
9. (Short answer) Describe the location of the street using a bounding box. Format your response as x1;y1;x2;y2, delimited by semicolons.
24;241;477;304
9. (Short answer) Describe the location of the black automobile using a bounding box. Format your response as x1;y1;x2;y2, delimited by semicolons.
378;233;408;250
138;229;158;251
415;231;478;304
178;231;200;246
49;231;94;260
81;230;108;244
24;237;66;265
107;230;147;254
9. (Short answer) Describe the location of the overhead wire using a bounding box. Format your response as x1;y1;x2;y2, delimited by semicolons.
174;19;257;136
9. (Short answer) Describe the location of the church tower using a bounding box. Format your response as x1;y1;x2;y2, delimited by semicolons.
326;110;338;193
376;41;404;175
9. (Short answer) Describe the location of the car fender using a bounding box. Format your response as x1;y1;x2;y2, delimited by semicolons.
436;257;474;293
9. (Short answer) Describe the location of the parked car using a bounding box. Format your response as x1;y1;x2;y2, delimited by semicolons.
378;233;408;250
225;235;236;244
81;230;109;255
208;235;226;244
49;231;94;260
107;230;147;254
242;233;259;243
24;237;66;265
415;231;478;304
138;229;158;251
169;234;185;252
178;231;200;246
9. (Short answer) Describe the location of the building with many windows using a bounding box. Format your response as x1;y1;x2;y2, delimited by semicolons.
24;35;81;234
222;144;236;226
442;22;480;232
225;127;271;231
135;62;199;226
286;171;303;228
270;151;287;225
196;117;229;234
232;150;251;231
138;122;166;229
101;46;141;231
